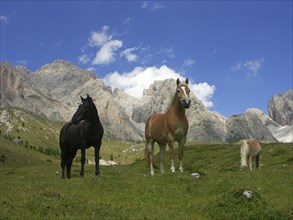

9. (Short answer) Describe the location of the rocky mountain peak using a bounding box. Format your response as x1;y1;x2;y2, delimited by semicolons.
268;90;293;126
1;60;291;142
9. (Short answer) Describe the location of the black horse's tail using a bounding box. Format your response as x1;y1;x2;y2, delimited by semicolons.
59;122;71;149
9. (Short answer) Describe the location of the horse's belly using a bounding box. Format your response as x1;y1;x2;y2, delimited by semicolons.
150;129;168;143
174;127;186;140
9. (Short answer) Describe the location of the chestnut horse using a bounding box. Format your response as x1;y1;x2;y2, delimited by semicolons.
240;139;262;170
145;78;191;175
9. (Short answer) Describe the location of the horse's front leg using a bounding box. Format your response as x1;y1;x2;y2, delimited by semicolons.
94;141;102;176
80;147;86;177
178;136;187;172
159;144;166;173
248;156;253;171
168;139;175;173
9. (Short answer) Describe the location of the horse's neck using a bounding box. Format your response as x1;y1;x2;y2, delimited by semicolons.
167;94;185;119
88;108;101;128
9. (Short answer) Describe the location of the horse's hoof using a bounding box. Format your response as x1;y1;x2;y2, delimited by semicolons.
171;167;175;173
150;171;154;176
179;167;184;172
95;172;100;176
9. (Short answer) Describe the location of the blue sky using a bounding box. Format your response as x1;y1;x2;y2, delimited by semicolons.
1;1;292;117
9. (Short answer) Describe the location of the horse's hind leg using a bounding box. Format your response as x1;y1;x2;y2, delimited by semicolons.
146;139;155;175
60;147;68;179
94;141;102;176
66;150;77;178
80;147;86;177
248;156;253;171
159;144;166;173
61;154;66;179
255;153;261;169
178;136;187;172
66;159;72;179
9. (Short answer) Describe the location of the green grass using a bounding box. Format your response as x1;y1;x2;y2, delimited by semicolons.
0;107;145;164
1;135;292;219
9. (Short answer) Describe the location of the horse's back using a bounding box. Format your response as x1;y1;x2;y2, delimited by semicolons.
247;139;262;153
242;139;261;156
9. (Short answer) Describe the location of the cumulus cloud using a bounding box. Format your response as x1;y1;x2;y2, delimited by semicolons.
103;65;215;108
121;48;138;62
81;26;124;65
92;40;123;65
89;26;111;47
190;82;215;108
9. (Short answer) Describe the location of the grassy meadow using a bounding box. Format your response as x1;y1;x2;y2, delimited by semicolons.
1;133;292;219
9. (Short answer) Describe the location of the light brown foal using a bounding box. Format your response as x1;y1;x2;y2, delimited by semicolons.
240;139;262;170
145;78;191;175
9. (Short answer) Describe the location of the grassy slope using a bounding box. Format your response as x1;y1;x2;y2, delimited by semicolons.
0;108;144;164
1;136;292;219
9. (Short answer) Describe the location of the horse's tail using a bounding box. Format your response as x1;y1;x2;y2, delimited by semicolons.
59;122;71;150
144;143;158;169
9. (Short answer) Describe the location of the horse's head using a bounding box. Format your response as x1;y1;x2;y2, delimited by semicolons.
71;95;92;123
176;78;191;108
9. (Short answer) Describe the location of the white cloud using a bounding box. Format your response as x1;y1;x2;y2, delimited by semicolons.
242;59;263;74
82;26;124;65
0;15;9;24
183;58;195;68
123;17;133;24
103;65;215;108
86;67;96;73
89;26;111;47
79;54;90;64
92;40;123;65
158;46;175;58
231;58;264;78
121;48;138;62
190;82;215;108
141;1;164;11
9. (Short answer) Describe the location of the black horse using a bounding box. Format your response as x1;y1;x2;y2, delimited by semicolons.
59;94;104;178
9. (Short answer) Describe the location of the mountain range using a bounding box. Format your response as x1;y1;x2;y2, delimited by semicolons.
0;60;292;143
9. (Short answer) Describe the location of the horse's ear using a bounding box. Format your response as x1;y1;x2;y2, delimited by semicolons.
87;94;90;98
185;78;189;85
176;78;180;85
80;96;85;101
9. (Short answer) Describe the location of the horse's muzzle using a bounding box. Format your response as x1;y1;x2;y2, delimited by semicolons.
182;100;191;108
